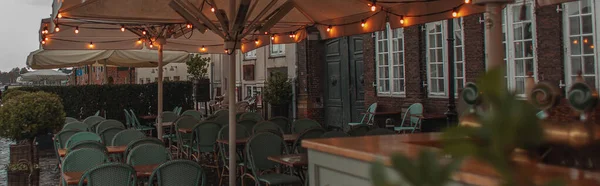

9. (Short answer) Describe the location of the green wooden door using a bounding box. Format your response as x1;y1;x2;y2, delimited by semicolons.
325;36;365;130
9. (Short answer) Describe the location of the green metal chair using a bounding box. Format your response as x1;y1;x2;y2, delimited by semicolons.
236;112;245;121
67;141;108;155
237;119;257;133
292;128;326;154
182;110;203;120
269;117;291;134
123;109;134;128
83;116;106;128
348;103;377;126
321;131;349;138
173;116;200;158
124;138;164;158
99;127;125;145
189;121;221;174
213;109;228;118
96;120;125;134
537;110;548;119
62;121;89;132
243;132;302;186
111;129;146;146
65;132;102;149
240;112;263;122
291;119;322;134
61;148;108;186
347;124;370;136
394;103;424;133
53;129;81;169
126;143;171;166
252;121;284;135
94;110;101;116
214;115;230;126
365;128;396;136
79;163;137;186
128;109;155;133
65;117;78;124
148;160;206;186
217;124;249;186
159;111;179;141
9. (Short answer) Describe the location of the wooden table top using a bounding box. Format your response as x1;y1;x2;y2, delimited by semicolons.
302;133;600;186
178;128;193;134
62;164;159;185
139;115;157;120
58;145;127;157
154;122;173;127
216;134;299;145
268;153;308;167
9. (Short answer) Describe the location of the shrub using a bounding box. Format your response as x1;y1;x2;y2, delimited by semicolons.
263;72;292;105
2;89;28;102
0;91;65;141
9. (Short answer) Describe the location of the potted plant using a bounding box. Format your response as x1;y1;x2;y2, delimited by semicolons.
0;91;65;186
186;54;211;103
263;72;292;118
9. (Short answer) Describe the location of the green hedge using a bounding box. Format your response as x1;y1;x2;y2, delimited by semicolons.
14;82;193;122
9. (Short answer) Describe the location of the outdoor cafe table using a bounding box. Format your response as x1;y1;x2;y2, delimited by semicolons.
62;164;159;185
216;134;299;145
139;115;157;120
154;122;174;127
58;145;126;157
267;153;308;167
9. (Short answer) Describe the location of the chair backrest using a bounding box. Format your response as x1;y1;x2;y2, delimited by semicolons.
94;110;101;116
99;127;125;144
192;122;221;153
292;119;322;134
269;117;291;134
181;110;203;120
61;148;108;173
218;124;249;140
235;112;245;121
55;129;82;149
347;124;370;136
240;112;262;122
112;129;146;146
236;119;257;133
361;103;378;124
174;116;200;130
321;131;349;138
123;109;133;128
365;128;395;136
148;160;206;186
83;116;106;127
67;140;108;155
160;111;179;123
252;121;283;135
127;143;171;166
214;115;229;126
65;117;78;124
128;109;142;128
245;132;287;172
62;121;89;132
65;132;102;148
293;128;326;153
96;120;125;134
173;107;179;114
124;137;164;158
403;103;424;126
213;109;228;118
80;163;137;186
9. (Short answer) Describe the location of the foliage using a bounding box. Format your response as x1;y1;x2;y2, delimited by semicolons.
0;91;65;141
371;150;462;186
5;163;39;171
2;89;28;102
0;67;25;85
186;54;210;80
263;72;292;105
15;82;193;121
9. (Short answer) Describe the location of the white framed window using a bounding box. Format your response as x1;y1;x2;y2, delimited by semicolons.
270;41;285;57
425;19;465;97
375;23;405;96
502;1;537;95
244;49;257;60
563;0;597;89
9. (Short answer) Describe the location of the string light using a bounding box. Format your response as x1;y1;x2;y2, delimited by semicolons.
137;38;143;44
584;38;588;43
361;20;366;27
225;49;229;53
271;34;275;40
289;32;294;38
201;45;206;51
43;26;48;34
44;37;49;41
186;23;193;29
211;7;215;12
75;26;79;34
465;0;470;3
55;25;60;32
57;13;62;19
88;42;94;48
573;40;578;44
150;41;154;48
142;30;147;35
591;45;595;49
254;38;259;45
370;0;377;12
264;31;268;35
121;25;125;32
327;25;332;32
400;15;405;25
41;40;46;45
452;8;458;17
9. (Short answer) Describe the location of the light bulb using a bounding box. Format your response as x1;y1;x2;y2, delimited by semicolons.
44;37;49;41
225;49;229;53
150;42;153;48
201;46;206;51
465;0;470;3
327;25;332;32
137;38;142;44
264;31;268;35
574;40;578;44
75;26;79;34
186;24;193;29
400;16;405;25
41;40;46;45
271;35;275;40
370;4;376;12
55;25;60;32
361;20;365;27
584;39;588;43
89;42;94;48
289;33;294;38
452;8;458;17
121;25;125;32
57;13;62;19
211;7;215;12
142;30;147;35
254;39;259;45
591;45;595;49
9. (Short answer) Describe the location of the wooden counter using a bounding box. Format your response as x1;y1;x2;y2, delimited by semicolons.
302;133;600;186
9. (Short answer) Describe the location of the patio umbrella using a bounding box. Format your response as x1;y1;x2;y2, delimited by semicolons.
20;70;68;82
46;0;576;185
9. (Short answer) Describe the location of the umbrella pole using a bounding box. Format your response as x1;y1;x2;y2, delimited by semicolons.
157;44;164;140
228;50;237;186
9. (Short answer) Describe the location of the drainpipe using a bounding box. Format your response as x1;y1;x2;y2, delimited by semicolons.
445;19;457;127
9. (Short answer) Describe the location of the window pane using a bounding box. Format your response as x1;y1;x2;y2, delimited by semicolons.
514;42;524;58
399;52;404;64
431;80;438;92
400;80;405;92
437;64;444;77
398;38;404;51
430;64;437;77
429;35;435;47
581;0;591;14
393;53;399;65
525;41;533;57
437;49;443;62
571;57;582;75
393;40;398;51
571;37;582;55
393;67;399;78
393;80;401;92
400;66;405;78
584;77;596;88
456;63;464;77
524;23;533;39
436;34;443;47
582;15;593;34
429;49;436;62
515;59;524;76
569;17;581;35
438;79;445;92
584;56;595;74
456;47;463;61
515;78;525;94
525;59;534;75
583;35;594;54
568;2;580;16
457;80;464;90
514;24;523;40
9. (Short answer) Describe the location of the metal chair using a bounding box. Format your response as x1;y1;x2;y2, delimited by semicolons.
111;129;146;146
61;148;108;186
126;143;171;166
182;110;203;120
123;137;164;159
98;127;125;145
243;132;302;186
148;160;206;186
78;163;137;186
67;141;108;155
269;117;291;134
160;111;179;142
240;112;263;122
252;121;284;135
123;109;134;128
65;117;78;124
365;128;396;136
321;131;349;138
348;103;377;126
291;119;322;134
292;128;326;154
96;120;125;134
65;132;102;149
62;121;89;132
128;109;155;133
189;121;221;175
394;103;424;133
173;116;200;158
217;124;249;186
83;116;106;130
53;129;81;169
237;119;258;134
214;115;230;126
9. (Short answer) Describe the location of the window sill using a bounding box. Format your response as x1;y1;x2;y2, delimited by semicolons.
243;58;257;61
377;94;406;98
269;54;286;59
428;94;448;99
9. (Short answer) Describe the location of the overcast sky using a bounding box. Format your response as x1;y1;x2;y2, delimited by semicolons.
0;0;52;72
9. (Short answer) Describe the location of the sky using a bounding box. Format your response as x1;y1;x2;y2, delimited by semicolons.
0;0;52;72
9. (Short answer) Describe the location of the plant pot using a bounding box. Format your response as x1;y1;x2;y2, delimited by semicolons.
270;103;289;118
9;143;38;165
193;78;210;102
7;169;40;186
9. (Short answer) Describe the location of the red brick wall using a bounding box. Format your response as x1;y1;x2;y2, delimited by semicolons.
296;34;326;124
75;66;134;85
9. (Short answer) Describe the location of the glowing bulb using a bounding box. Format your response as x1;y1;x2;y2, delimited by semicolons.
57;13;62;19
452;8;458;17
142;30;147;35
584;39;588;43
327;25;332;32
41;40;46;45
89;42;94;48
255;39;259;45
121;25;125;32
55;25;60;32
211;7;215;12
264;31;268;35
465;0;470;3
75;26;79;34
574;40;578;44
591;45;595;49
289;33;294;38
400;16;405;25
361;20;365;28
225;49;229;53
44;37;49;41
186;24;193;29
370;4;376;12
150;42;153;48
201;46;206;51
271;35;275;40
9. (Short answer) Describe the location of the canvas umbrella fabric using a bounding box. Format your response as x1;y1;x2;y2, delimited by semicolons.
20;70;68;82
46;0;576;185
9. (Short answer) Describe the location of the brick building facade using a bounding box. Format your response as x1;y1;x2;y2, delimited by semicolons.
74;66;134;85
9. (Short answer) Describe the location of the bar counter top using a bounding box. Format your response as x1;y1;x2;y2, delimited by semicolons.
302;133;600;186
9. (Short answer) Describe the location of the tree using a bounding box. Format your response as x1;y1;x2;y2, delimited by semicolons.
186;54;210;80
20;67;29;75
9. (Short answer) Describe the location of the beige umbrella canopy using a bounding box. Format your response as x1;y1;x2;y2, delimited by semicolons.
45;0;576;185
